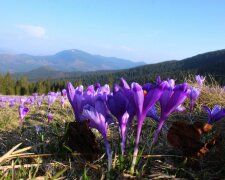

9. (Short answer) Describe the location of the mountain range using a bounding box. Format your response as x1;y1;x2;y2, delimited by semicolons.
0;49;145;73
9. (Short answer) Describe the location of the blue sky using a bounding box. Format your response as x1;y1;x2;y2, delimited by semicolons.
0;0;225;63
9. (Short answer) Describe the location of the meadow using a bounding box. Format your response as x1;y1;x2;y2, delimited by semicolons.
0;76;225;179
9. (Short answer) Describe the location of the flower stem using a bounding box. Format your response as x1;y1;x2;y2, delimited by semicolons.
130;117;143;174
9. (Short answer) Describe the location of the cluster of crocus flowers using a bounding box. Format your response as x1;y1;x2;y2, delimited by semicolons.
66;77;194;172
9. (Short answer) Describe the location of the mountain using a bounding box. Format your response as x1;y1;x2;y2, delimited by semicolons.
61;49;225;85
0;49;145;73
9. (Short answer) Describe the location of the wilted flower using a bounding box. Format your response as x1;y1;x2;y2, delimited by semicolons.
189;87;201;112
47;112;53;123
83;97;113;170
195;75;205;86
18;106;29;127
203;105;225;124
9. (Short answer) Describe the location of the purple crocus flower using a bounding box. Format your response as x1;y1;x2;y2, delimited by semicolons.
35;125;42;134
152;80;190;144
9;99;16;107
146;104;159;122
66;83;84;121
94;83;101;91
42;94;45;100
62;89;67;97
195;75;205;86
20;97;29;106
33;93;38;100
189;87;201;112
47;112;53;124
18;106;29;127
48;92;57;108
60;96;65;108
130;81;166;173
37;98;42;108
107;84;134;155
202;105;225;124
83;97;113;170
30;97;35;106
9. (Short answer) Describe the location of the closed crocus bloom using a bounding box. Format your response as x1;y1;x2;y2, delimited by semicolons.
37;98;42;108
47;112;53;123
48;92;57;108
189;87;201;112
195;75;205;86
83;85;95;107
19;106;29;127
152;81;190;144
203;105;225;124
107;84;134;155
130;81;166;173
33;93;38;100
62;89;67;97
60;96;65;108
83;97;113;170
66;82;85;121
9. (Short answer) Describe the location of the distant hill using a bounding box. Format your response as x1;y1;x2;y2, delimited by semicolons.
0;49;145;73
61;49;225;85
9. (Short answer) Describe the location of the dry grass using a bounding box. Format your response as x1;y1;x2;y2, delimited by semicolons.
0;78;225;179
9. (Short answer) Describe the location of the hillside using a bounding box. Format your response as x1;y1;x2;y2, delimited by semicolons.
0;49;145;73
63;49;225;85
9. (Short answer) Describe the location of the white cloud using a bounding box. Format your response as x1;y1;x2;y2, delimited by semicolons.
17;24;46;39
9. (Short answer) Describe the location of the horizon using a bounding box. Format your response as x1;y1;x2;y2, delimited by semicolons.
1;1;225;63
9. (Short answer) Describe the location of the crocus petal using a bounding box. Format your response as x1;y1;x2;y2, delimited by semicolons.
143;81;166;114
131;82;144;118
146;105;159;122
164;83;189;116
213;109;225;122
189;87;201;111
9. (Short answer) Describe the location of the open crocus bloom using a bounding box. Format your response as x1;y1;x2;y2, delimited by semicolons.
203;105;225;124
189;87;201;112
130;81;166;173
83;97;113;170
19;106;29;127
152;80;190;144
195;75;205;86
